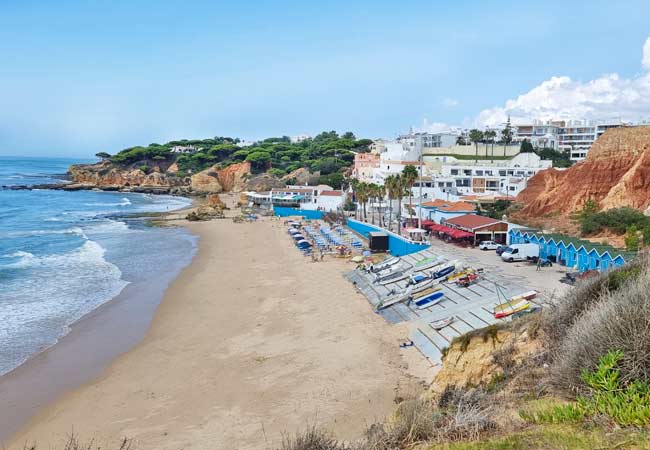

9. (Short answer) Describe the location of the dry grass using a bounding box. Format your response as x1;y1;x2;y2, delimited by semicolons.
20;434;132;450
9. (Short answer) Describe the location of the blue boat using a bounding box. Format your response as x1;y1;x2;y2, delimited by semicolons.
433;265;455;279
408;273;430;285
414;291;444;309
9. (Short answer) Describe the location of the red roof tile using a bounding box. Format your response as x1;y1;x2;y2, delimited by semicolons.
443;214;502;230
320;190;343;196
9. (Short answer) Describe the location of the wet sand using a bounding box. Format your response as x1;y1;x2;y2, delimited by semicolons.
6;217;428;450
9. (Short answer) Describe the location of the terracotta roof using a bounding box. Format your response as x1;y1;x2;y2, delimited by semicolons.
437;202;475;212
320;190;343;196
444;214;502;230
421;200;476;212
421;199;448;208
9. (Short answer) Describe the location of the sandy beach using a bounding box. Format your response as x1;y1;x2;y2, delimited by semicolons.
7;215;428;450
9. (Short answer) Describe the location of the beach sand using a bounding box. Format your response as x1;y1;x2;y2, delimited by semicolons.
8;216;429;450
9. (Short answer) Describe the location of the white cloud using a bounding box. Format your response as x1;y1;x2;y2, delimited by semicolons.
643;37;650;70
442;98;459;107
476;37;650;127
415;119;456;133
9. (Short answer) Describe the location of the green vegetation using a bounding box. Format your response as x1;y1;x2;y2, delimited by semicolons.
519;139;535;153
95;151;111;160
108;131;370;186
476;199;512;220
575;202;650;246
534;147;572;168
521;351;650;427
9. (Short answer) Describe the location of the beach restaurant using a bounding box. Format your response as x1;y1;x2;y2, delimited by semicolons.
508;229;635;272
441;214;509;245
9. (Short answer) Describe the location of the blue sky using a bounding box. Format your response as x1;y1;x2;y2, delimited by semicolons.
1;0;650;157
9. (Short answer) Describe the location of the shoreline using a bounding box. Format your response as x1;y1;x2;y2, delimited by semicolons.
6;212;430;448
0;201;199;443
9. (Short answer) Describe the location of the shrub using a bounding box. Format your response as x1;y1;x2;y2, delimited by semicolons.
551;265;650;392
138;164;150;174
522;351;650;427
278;427;351;450
540;257;646;346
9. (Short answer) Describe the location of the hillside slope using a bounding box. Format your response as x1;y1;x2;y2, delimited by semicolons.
515;127;650;219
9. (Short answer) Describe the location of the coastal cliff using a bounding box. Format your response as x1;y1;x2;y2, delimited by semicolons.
515;127;650;220
67;161;266;195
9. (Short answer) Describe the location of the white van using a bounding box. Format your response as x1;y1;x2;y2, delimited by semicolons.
501;243;539;262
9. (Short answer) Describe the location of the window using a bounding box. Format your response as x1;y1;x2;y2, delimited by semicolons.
463;170;472;176
451;169;459;175
475;170;484;176
499;170;506;176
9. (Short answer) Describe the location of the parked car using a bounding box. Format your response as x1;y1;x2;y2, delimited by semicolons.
478;240;499;251
496;245;508;255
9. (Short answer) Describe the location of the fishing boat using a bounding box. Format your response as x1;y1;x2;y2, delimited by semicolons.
413;256;445;271
431;316;454;330
411;278;435;294
375;268;408;285
407;272;432;286
446;268;473;283
376;288;414;310
508;290;538;302
433;264;455;279
370;257;400;273
410;285;442;300
493;300;530;319
414;291;445;309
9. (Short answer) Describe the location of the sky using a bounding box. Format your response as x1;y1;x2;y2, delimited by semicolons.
1;0;650;157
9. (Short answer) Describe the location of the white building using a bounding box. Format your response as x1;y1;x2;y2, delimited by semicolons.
290;134;311;143
412;153;553;199
513;119;630;161
397;131;459;151
170;145;202;154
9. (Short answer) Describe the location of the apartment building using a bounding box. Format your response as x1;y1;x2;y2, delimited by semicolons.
397;131;459;150
513;119;629;161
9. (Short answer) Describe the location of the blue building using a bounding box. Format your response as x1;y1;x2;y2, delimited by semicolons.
507;229;635;272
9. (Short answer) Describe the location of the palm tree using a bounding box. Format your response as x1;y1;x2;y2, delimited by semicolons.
502;116;513;157
377;183;386;227
349;179;360;220
384;175;399;232
484;130;496;160
386;174;405;236
367;183;379;225
469;129;484;162
402;165;418;229
356;182;369;221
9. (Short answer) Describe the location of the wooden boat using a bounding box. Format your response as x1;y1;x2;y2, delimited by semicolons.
411;285;442;300
509;290;538;302
370;257;400;273
433;265;455;279
431;316;454;330
446;268;473;282
493;300;530;319
415;291;445;309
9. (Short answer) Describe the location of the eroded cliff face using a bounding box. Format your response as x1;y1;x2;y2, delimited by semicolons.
69;162;186;190
431;328;540;393
68;161;255;194
515;127;650;219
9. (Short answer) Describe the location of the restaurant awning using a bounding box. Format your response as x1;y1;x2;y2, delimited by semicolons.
448;229;474;239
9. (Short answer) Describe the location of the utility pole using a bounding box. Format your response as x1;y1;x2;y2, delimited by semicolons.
418;144;423;230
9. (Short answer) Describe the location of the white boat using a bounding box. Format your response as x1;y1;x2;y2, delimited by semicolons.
370;257;401;273
431;316;455;330
377;278;435;310
376;270;409;285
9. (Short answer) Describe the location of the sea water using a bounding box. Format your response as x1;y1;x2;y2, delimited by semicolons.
0;156;197;375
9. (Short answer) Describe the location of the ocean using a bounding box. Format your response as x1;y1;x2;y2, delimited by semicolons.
0;156;197;375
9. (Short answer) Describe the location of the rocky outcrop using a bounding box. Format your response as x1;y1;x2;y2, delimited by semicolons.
245;173;285;191
68;160;256;195
189;161;252;194
516;127;650;219
281;167;319;185
69;161;187;192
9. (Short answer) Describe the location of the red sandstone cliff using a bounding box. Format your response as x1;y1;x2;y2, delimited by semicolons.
69;161;257;194
516;127;650;219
